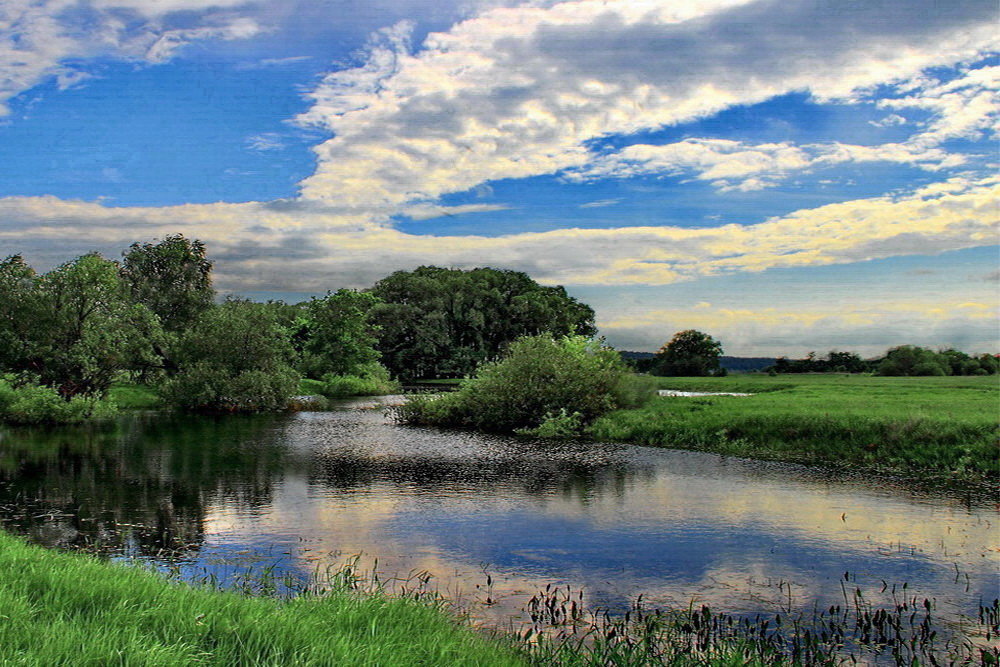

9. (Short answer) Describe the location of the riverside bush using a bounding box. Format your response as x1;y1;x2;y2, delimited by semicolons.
396;335;655;433
0;375;117;424
160;300;300;412
319;362;400;398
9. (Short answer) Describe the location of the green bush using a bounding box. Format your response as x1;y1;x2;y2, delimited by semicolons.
515;408;585;438
160;300;300;412
161;363;299;412
318;363;400;398
396;335;654;433
0;375;118;424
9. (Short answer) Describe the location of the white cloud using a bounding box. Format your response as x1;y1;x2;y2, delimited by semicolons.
245;132;286;151
295;0;997;206
401;203;511;220
0;0;262;115
879;65;1000;147
568;138;968;191
2;175;996;294
598;299;999;357
578;198;621;209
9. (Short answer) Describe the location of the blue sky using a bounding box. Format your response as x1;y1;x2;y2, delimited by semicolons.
0;0;997;355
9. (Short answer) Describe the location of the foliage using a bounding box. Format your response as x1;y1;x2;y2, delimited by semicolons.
592;374;999;482
160;299;300;412
0;255;42;376
120;234;214;333
107;383;161;409
1;254;163;398
514;408;585;438
301;289;382;378
318;363;400;398
769;347;996;376
877;345;951;376
653;330;724;377
0;531;523;666
396;335;654;433
370;266;596;380
0;375;117;424
769;350;871;374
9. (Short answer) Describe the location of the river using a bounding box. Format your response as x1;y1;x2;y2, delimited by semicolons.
0;396;995;637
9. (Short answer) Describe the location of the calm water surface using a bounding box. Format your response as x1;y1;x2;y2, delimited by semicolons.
0;396;996;629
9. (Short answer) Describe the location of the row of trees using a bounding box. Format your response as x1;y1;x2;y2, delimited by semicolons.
770;347;997;376
0;237;597;417
627;331;997;378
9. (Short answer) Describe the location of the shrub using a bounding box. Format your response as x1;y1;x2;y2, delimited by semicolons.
395;335;654;433
0;375;118;424
317;362;400;398
160;300;300;412
161;363;299;412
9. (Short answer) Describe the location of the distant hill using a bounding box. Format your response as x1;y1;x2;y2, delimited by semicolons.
618;351;777;373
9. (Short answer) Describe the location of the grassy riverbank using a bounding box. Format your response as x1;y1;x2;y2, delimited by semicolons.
0;531;522;666
590;374;999;482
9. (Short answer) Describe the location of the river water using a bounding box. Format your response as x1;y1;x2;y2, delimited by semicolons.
0;396;995;633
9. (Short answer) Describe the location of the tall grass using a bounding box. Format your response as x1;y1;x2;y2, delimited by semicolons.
0;531;522;666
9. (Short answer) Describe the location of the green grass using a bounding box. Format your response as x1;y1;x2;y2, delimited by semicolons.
590;374;999;482
298;377;326;395
0;531;523;666
108;382;162;409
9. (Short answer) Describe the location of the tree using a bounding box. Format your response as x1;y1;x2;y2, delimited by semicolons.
0;255;43;375
369;266;596;380
876;345;949;376
653;330;723;376
301;290;382;378
160;299;299;412
30;254;160;397
121;235;214;333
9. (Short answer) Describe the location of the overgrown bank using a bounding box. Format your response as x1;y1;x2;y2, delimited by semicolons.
589;375;999;484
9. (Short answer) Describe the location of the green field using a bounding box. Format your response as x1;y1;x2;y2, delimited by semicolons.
590;374;999;482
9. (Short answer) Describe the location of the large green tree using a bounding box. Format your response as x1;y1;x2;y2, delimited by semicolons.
301;289;381;378
0;255;43;376
121;235;214;333
3;254;161;397
369;266;596;380
653;330;724;377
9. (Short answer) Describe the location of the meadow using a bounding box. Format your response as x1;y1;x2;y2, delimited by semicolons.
590;374;999;483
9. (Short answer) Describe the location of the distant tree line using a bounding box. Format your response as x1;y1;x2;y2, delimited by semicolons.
0;237;595;420
621;332;996;378
769;347;997;376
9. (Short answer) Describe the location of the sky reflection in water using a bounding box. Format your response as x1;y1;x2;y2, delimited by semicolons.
0;397;995;628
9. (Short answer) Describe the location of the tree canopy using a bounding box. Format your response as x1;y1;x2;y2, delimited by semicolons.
369;266;596;380
121;234;214;333
160;299;299;412
653;330;724;377
301;289;381;379
0;253;161;398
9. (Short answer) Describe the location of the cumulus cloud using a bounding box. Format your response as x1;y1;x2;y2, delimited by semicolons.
295;0;997;206
0;0;262;114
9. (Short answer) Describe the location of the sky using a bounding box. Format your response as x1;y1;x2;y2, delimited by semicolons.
0;0;997;356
